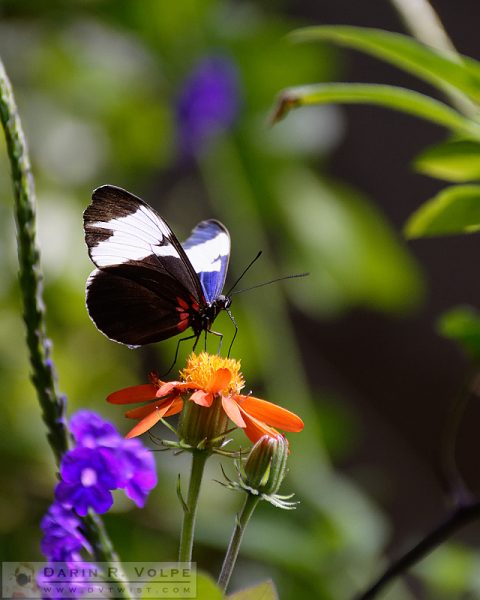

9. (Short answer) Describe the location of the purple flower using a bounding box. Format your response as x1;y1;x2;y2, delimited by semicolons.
53;411;157;517
56;447;119;517
40;502;91;562
70;410;119;448
118;438;157;507
38;559;96;600
176;55;240;157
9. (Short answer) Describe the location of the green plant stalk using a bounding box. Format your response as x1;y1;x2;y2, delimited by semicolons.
0;57;70;463
217;494;260;592
0;57;132;600
178;451;209;563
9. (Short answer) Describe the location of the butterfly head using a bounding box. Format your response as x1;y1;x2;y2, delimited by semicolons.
214;294;232;311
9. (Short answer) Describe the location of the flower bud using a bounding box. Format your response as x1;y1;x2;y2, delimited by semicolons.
243;435;289;495
178;395;229;449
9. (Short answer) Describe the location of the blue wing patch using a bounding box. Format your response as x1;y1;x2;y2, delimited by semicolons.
182;220;230;303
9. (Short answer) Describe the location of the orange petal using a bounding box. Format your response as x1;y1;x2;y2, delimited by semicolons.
207;368;231;394
237;396;304;432
221;395;246;428
156;381;195;397
125;399;175;438
240;411;280;444
164;397;184;417
124;395;180;420
190;390;213;407
107;384;157;405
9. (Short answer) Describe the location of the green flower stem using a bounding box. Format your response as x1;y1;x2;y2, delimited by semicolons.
178;451;209;563
0;56;132;600
217;494;260;593
82;512;132;595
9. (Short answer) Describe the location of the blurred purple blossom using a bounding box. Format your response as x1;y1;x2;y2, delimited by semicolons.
40;412;157;597
176;55;241;157
118;437;157;507
70;410;118;448
38;559;96;600
40;503;91;562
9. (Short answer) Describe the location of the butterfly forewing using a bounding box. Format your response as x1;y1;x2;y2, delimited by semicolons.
84;185;201;299
182;220;230;303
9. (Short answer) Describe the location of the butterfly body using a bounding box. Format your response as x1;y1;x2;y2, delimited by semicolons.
84;185;232;348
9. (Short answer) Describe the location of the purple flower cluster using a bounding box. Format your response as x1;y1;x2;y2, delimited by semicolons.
56;410;157;517
40;411;157;568
176;55;241;157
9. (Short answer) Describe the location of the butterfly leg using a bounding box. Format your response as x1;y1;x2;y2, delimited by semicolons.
206;328;224;355
203;329;208;352
163;333;199;376
225;307;238;358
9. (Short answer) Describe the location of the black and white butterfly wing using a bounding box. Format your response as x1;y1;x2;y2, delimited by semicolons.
182;220;230;303
84;185;205;346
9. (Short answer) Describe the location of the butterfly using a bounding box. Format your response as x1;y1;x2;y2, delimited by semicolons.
83;184;233;349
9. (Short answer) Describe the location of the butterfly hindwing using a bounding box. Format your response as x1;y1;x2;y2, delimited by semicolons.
182;220;230;303
86;266;192;346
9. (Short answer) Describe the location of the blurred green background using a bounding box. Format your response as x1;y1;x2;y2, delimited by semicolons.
2;1;480;599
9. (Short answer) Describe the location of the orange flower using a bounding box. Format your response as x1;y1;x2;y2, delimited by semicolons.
108;352;304;444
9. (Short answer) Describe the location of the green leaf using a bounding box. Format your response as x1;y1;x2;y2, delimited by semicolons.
195;573;224;600
290;26;480;104
276;167;424;316
405;184;480;237
437;306;480;361
414;139;480;182
228;580;278;600
272;84;480;138
144;572;223;600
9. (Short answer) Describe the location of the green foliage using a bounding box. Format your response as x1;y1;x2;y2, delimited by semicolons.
276;23;480;242
228;580;278;600
414;139;480;182
2;1;477;599
413;544;480;598
275;167;423;315
289;25;480;105
405;185;480;237
437;306;480;362
273;83;480;138
193;572;224;600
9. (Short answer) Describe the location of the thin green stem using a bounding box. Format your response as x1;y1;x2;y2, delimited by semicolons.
354;500;480;599
0;56;132;600
218;494;260;592
82;514;133;600
178;451;209;563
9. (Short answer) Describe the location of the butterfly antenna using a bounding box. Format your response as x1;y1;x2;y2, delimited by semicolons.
225;251;263;296
230;272;309;296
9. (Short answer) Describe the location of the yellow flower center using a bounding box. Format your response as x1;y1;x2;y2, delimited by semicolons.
180;352;245;395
